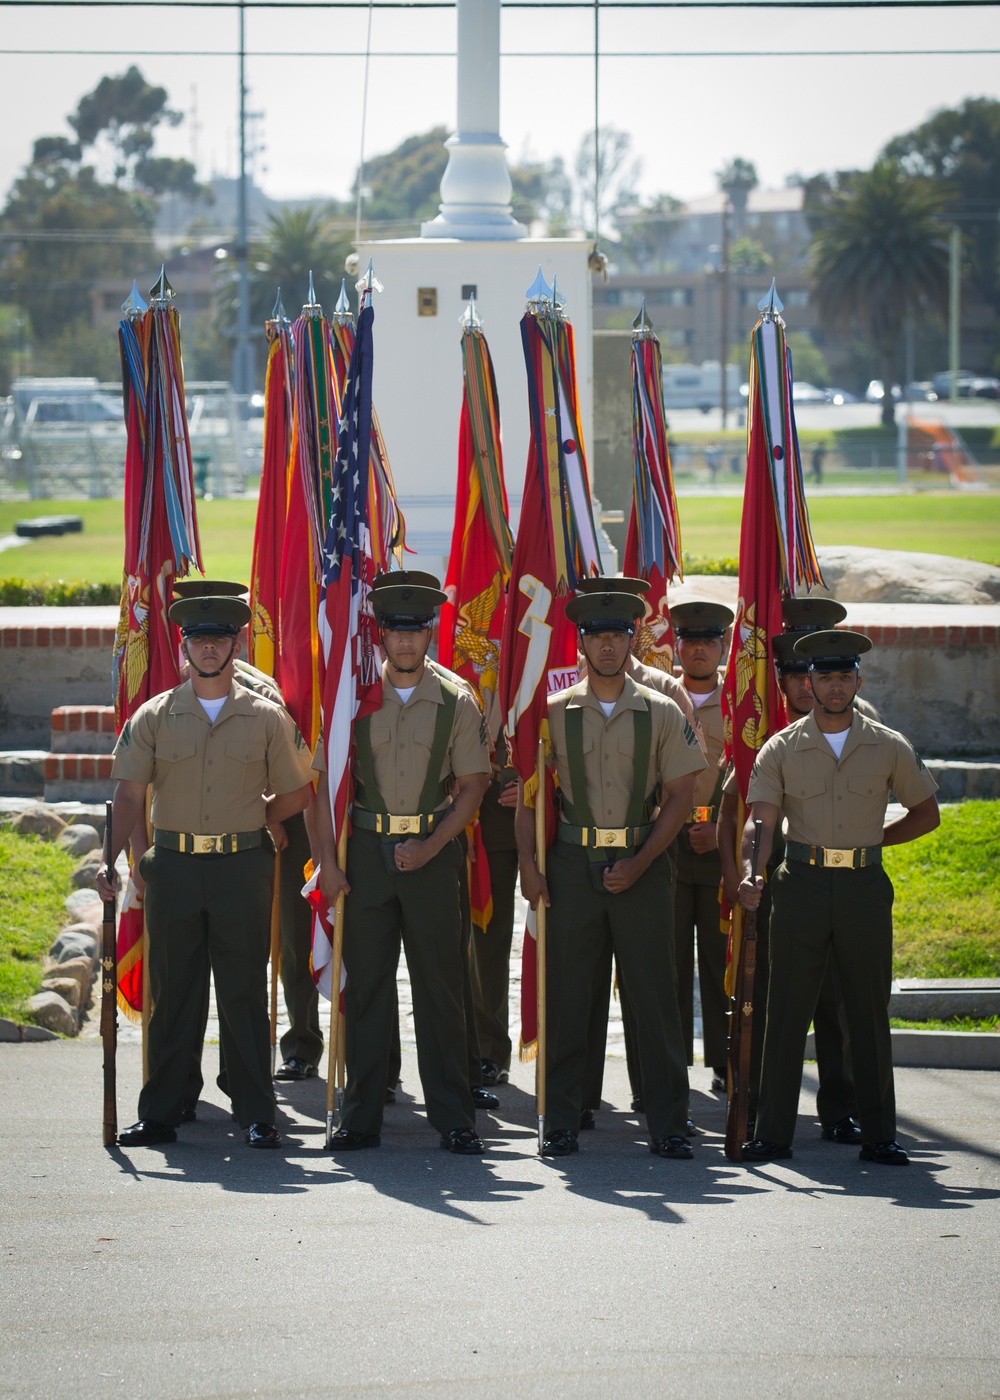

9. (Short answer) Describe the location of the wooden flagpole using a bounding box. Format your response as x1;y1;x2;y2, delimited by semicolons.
324;817;349;1148
268;854;281;1075
534;738;547;1154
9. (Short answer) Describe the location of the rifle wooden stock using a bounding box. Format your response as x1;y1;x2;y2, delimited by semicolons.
100;799;118;1147
724;818;763;1162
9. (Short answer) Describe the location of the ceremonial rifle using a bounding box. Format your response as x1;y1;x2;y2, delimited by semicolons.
100;799;118;1147
724;818;763;1161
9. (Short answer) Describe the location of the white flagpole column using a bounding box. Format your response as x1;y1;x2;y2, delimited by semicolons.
421;0;527;241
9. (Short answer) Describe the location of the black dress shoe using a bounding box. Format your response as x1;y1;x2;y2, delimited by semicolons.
246;1122;281;1149
579;1108;596;1130
330;1128;381;1151
472;1086;500;1110
821;1115;862;1144
180;1099;198;1124
860;1140;909;1165
541;1128;579;1157
441;1128;484;1155
274;1056;317;1082
685;1118;701;1136
119;1120;177;1147
630;1097;644;1114
384;1087;397;1104
710;1073;727;1093
480;1059;509;1086
742;1138;793;1162
650;1135;694;1159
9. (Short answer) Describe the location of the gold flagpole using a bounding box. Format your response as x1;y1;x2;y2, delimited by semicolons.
324;817;349;1148
268;854;281;1075
535;738;547;1154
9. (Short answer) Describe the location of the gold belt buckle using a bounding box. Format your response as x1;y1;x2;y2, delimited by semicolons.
822;846;854;868
690;806;712;824
592;827;627;848
387;814;416;835
192;834;221;855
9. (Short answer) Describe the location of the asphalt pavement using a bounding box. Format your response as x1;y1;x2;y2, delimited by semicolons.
2;1040;999;1400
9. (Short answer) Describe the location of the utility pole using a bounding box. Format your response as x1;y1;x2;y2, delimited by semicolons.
948;224;961;402
720;196;730;431
233;1;253;403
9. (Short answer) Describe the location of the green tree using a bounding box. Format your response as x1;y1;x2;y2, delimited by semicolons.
354;128;449;232
883;98;1000;321
718;157;758;233
785;330;830;387
810;159;949;425
574;126;641;239
729;236;772;275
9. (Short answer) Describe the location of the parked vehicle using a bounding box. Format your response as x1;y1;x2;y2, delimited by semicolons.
663;362;742;412
931;371;1000;400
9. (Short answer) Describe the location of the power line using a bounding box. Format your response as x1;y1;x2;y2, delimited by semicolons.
1;0;998;8
2;46;998;55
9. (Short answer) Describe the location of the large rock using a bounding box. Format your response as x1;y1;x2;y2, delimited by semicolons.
40;976;81;1009
814;546;1000;605
25;990;77;1036
49;926;98;963
48;956;96;996
71;850;104;889
56;823;102;857
64;889;102;922
0;1018;21;1043
3;806;66;840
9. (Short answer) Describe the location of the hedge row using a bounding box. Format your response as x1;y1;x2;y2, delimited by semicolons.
0;578;120;606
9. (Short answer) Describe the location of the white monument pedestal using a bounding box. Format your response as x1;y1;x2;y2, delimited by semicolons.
357;236;594;577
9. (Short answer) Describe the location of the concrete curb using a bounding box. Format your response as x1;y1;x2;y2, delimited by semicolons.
806;1027;1000;1069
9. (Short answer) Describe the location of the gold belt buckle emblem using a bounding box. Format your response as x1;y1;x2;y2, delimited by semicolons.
193;834;220;855
690;806;712;824
388;814;414;835
593;827;626;848
823;847;853;868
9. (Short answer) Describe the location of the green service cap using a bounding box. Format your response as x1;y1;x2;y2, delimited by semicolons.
370;569;442;593
575;575;650;597
782;596;848;633
565;590;645;634
172;577;248;600
168;595;251;636
771;633;809;673
371;582;446;629
671;600;735;638
793;628;872;671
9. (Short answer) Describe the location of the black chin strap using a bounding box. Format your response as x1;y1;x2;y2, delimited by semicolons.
183;637;236;679
584;632;632;678
378;626;423;675
816;694;856;717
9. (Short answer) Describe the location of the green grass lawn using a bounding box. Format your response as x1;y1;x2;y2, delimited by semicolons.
886;801;1000;980
0;832;77;1022
2;492;999;588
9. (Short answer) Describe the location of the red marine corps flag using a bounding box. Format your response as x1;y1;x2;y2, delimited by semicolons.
623;300;684;669
248;292;294;679
498;269;602;1128
721;282;824;1153
439;298;513;934
111;271;203;1020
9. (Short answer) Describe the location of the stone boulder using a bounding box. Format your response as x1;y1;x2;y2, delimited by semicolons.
71;850;104;889
813;546;1000;605
65;889;102;922
48;956;96;997
40;976;81;1009
57;823;102;857
50;926;98;963
26;990;77;1036
4;806;66;840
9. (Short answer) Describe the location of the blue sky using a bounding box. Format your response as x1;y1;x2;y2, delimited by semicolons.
2;0;999;213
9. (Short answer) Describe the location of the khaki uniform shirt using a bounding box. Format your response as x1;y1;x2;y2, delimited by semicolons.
234;658;285;707
312;662;490;813
748;709;938;849
547;674;706;829
629;657;700;731
683;672;726;807
112;679;313;832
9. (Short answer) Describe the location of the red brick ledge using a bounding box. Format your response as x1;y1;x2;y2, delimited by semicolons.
50;705;117;733
1;626;118;649
44;755;115;780
844;624;998;647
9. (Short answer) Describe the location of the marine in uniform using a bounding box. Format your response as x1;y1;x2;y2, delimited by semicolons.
312;576;491;1154
517;588;706;1159
97;595;314;1148
737;630;940;1165
170;579;323;1108
470;763;519;1087
671;599;734;1091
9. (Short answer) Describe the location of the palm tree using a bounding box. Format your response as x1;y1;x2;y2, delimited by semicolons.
810;160;949;425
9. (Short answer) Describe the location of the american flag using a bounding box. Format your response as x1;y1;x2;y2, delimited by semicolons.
317;295;383;839
312;295;383;997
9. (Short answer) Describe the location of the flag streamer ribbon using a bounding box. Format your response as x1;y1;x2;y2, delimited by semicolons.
249;314;294;678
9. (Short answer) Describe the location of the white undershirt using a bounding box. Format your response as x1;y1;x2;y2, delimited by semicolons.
689;689;714;709
598;699;616;718
393;685;416;704
824;728;850;759
198;696;227;723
